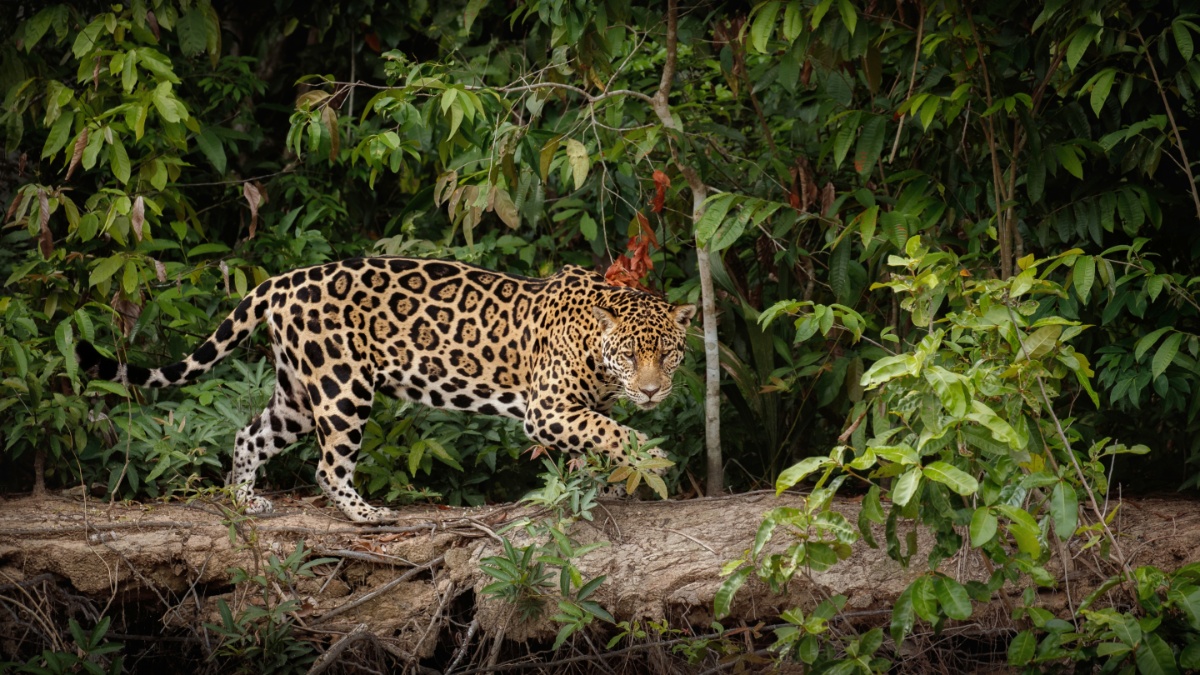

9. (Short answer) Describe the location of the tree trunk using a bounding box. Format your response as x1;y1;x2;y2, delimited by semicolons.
2;493;1196;672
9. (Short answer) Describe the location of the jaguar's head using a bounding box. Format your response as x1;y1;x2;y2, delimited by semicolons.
593;296;697;410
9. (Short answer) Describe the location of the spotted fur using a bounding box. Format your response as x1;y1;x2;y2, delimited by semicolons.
77;257;696;522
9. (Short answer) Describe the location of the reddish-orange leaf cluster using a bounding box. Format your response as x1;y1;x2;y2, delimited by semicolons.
651;169;671;213
605;212;659;291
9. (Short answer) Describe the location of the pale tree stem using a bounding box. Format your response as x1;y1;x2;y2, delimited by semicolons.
650;0;723;495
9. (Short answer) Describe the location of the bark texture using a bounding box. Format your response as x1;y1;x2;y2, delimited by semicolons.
1;492;1197;669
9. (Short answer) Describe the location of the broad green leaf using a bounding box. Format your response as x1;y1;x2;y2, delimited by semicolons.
890;585;915;646
1152;332;1182;380
860;353;917;389
177;8;208;56
72;18;106;59
1008;630;1036;665
782;1;804;42
1018;325;1063;361
1049;482;1078;540
933;577;972;620
970;507;998;546
996;505;1041;556
1089;68;1117;116
195;128;226;174
910;576;938;622
837;0;857;35
42;110;74;160
564;138;589;191
89;255;126;287
714;566;750;619
694;193;737;245
110;137;131;185
1135;326;1172;361
750;1;782;53
858;205;878;246
776;456;833;494
1066;25;1098;71
922;461;979;496
1073;255;1095;303
1134;633;1178;675
1056;145;1084;179
892;467;921;506
872;444;918;465
923;366;968;417
1175;19;1195;61
967;400;1023;450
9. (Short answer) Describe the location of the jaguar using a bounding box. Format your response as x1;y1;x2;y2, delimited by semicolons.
77;257;696;522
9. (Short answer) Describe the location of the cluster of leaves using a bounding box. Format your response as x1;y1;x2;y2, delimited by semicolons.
720;239;1194;671
206;533;336;674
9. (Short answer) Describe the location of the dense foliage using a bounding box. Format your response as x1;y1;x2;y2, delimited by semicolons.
4;0;1200;671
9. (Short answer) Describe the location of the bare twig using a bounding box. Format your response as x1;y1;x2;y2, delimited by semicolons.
313;554;445;625
307;623;371;675
1135;28;1200;221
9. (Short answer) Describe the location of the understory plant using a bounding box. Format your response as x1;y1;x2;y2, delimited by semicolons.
719;238;1197;672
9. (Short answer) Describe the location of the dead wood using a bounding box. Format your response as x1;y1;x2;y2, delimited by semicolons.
1;491;1197;671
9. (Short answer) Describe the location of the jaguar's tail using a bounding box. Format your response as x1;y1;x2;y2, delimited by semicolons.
77;282;273;388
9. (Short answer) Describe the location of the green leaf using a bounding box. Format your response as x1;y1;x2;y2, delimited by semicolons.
55;319;76;382
1073;255;1095;303
854;114;886;177
1056;145;1084;180
890;585;915;646
1049;482;1078;540
910;576;938;622
42;110;74;160
714;567;750;619
564;138;589;191
892;467;921;507
970;507;998;546
72;18;106;59
1019;325;1063;361
195;128;226;174
122;48;137;93
750;2;782;53
110;137;131;185
830;240;850;304
1135;326;1173;361
995;505;1042;556
695;193;737;245
1008;630;1036;666
933;577;972;620
1090;68;1117;116
1066;25;1098;71
922;462;979;496
1152;332;1182;380
89;255;126;287
1135;633;1179;675
177;8;208;56
837;0;857;35
860;353;917;389
782;1;804;42
1175;19;1195;61
776;456;832;494
923;366;968;417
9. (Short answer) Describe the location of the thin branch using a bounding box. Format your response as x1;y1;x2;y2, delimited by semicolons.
1135;27;1200;221
312;554;445;625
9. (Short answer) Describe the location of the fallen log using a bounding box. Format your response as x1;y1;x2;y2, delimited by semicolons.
0;491;1197;672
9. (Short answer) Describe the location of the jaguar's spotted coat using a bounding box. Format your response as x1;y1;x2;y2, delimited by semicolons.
77;257;696;522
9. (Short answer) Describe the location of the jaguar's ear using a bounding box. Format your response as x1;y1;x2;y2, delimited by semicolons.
672;304;698;328
592;306;618;331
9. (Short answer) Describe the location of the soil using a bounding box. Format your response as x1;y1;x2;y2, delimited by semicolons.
1;491;1197;672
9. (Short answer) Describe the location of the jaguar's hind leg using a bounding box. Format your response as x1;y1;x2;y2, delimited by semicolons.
228;387;314;514
312;387;397;523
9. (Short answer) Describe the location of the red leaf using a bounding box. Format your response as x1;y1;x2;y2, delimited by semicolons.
651;170;671;213
364;32;381;53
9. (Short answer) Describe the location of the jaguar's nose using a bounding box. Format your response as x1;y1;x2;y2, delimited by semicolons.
639;384;660;399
